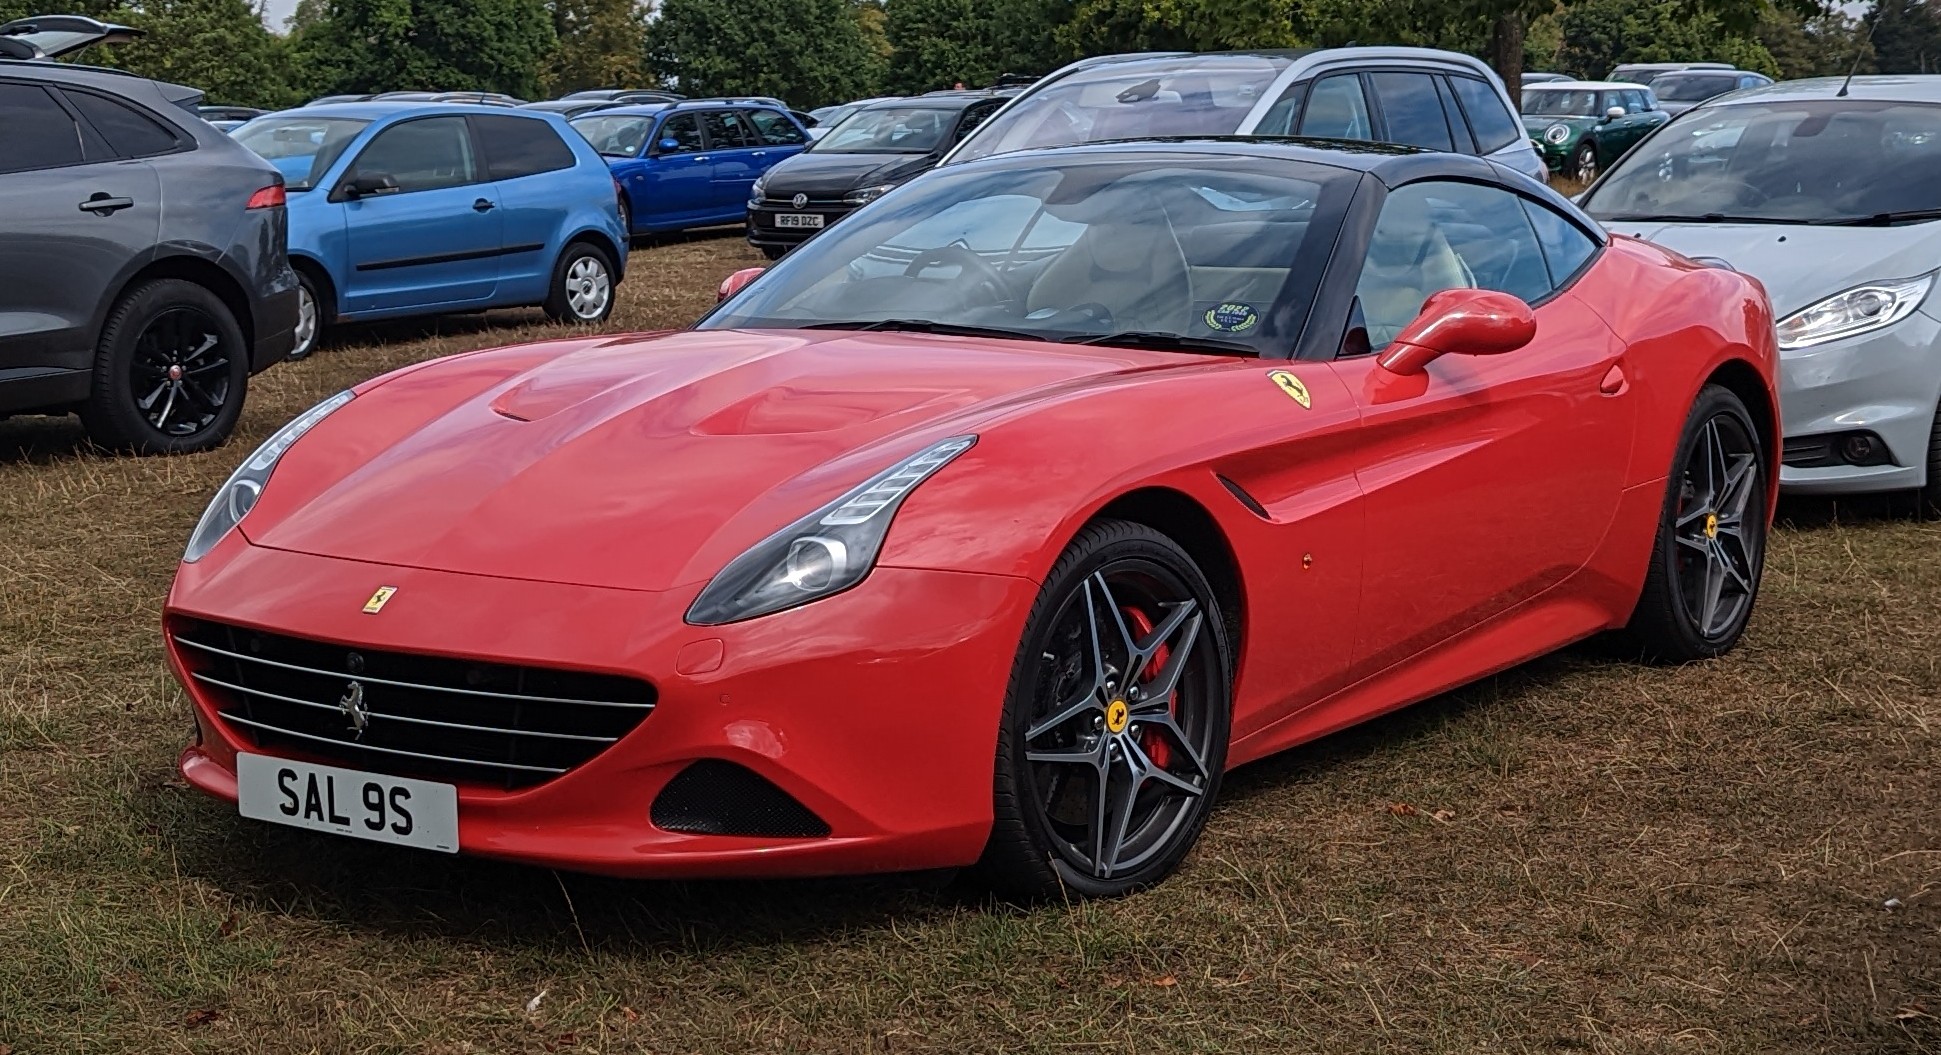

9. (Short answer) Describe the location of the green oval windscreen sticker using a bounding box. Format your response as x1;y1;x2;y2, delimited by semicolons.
1204;302;1260;333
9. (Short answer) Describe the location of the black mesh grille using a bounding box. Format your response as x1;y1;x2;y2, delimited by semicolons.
651;760;831;838
172;618;655;789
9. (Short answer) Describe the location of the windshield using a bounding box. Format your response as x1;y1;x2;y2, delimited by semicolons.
571;114;657;157
1650;74;1739;102
701;155;1350;354
948;55;1293;164
1523;90;1600;117
234;116;370;190
1586;100;1941;224
811;106;957;153
1608;69;1661;84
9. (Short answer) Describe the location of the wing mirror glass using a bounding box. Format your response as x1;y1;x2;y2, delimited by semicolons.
658;137;681;152
346;172;399;198
717;266;765;301
1378;288;1536;375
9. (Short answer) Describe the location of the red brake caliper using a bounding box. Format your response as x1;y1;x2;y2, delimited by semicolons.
1123;607;1174;768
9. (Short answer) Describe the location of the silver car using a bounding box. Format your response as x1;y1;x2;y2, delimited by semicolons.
942;48;1546;182
1585;76;1941;505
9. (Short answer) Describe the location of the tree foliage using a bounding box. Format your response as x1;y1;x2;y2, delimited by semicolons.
291;0;555;97
884;0;1064;92
645;0;878;107
0;0;296;107
1755;7;1872;79
543;0;646;94
1556;0;1777;79
1866;0;1941;74
1059;0;1297;56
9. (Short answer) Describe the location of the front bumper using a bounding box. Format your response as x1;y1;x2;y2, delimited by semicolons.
168;537;1037;878
1776;307;1941;494
745;201;858;250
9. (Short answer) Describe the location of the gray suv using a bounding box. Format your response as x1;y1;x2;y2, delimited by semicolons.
0;16;299;454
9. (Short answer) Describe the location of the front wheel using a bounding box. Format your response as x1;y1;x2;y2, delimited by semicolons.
975;520;1232;900
1572;140;1600;182
543;242;616;325
1621;384;1767;661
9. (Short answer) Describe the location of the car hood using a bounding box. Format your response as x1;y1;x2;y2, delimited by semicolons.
246;329;1188;592
1597;220;1941;317
763;150;935;197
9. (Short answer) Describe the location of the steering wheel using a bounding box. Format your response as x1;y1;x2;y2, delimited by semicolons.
904;246;1011;305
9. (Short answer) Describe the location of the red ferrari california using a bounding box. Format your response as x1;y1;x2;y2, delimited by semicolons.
168;139;1778;899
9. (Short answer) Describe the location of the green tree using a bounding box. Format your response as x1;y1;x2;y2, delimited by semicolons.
1557;0;1777;80
855;0;891;91
1866;0;1941;74
1059;0;1296;56
644;0;879;107
1756;7;1872;79
293;0;555;97
544;0;647;94
0;0;300;107
885;0;1065;92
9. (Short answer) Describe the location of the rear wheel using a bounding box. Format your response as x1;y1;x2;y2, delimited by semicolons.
288;270;323;361
1572;140;1600;182
1622;385;1767;661
543;241;615;324
976;520;1231;900
79;278;247;455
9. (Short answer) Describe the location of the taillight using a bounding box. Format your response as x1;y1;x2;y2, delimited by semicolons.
246;184;286;210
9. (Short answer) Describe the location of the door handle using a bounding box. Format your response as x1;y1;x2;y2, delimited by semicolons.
79;193;134;215
1599;363;1628;395
751;150;766;158
473;198;496;212
692;156;710;163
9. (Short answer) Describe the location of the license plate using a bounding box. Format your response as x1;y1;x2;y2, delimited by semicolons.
236;752;458;853
775;212;824;229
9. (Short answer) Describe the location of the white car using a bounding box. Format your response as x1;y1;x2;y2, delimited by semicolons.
1587;76;1941;507
941;48;1547;182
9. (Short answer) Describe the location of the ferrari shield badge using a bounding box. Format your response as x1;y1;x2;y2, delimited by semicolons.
362;586;398;614
1267;370;1311;409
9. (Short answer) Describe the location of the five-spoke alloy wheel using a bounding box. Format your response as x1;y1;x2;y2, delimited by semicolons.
979;520;1231;900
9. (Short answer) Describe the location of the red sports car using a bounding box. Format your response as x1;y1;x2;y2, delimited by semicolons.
168;139;1778;899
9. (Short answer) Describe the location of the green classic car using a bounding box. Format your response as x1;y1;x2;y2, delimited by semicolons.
1521;81;1671;181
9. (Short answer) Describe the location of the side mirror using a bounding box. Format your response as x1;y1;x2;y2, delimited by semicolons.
717;266;765;301
1377;288;1536;376
345;172;398;198
1603;105;1626;121
658;137;681;153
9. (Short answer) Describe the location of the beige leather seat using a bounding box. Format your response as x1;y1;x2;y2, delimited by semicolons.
1355;190;1474;348
1026;215;1193;332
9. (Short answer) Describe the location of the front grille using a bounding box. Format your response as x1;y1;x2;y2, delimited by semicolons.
757;193;847;208
173;619;655;789
651;760;830;838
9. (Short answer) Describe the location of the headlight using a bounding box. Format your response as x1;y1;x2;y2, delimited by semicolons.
748;174;768;204
842;183;896;206
182;390;353;562
686;435;976;625
1544;124;1571;144
1775;273;1934;350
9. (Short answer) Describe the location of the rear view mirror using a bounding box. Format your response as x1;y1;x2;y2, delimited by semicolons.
717;266;765;301
1378;288;1536;375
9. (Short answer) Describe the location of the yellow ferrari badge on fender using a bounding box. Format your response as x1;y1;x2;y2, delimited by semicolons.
1267;370;1311;409
362;586;398;614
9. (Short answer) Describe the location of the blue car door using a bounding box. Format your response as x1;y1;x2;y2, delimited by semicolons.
625;112;712;230
698;109;762;220
337;116;502;313
468;112;582;299
742;106;809;184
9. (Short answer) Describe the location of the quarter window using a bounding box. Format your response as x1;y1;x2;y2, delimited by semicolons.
1370;72;1452;151
63;89;180;157
0;83;84;173
1449;76;1523;153
472;114;575;180
744;108;805;145
1353;181;1556;350
348;117;477;193
1521;199;1600;286
1299;75;1372;140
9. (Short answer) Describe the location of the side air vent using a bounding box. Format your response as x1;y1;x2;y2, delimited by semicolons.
650;760;831;838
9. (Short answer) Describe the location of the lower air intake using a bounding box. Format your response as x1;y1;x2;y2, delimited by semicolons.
651;760;831;838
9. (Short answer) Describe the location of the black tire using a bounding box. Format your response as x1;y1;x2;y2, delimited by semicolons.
79;279;247;455
288;269;324;361
1917;401;1941;519
975;519;1232;901
543;241;616;324
1621;384;1767;662
1572;140;1600;182
759;244;787;261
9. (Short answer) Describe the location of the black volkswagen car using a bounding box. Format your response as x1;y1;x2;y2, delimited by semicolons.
745;92;1012;258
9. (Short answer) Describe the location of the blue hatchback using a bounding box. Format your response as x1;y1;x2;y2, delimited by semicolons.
570;101;810;234
233;103;629;358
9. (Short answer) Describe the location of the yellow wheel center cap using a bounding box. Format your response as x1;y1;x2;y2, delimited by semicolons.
1704;512;1719;539
1105;699;1130;734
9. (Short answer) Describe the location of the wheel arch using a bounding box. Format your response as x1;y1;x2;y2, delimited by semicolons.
111;253;255;350
1704;356;1781;497
289;253;338;323
561;227;626;281
1087;486;1245;667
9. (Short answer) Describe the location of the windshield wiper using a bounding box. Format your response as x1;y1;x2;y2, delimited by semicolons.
800;319;1049;342
1598;212;1817;225
1064;331;1257;356
1812;208;1941;226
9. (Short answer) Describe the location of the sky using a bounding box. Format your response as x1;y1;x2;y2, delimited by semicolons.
261;0;297;32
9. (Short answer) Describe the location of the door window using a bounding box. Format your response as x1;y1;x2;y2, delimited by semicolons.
1449;76;1523;153
1620;89;1650;114
1298;75;1372;140
1370;72;1453;151
472;114;575;180
1352;181;1556;350
700;110;752;148
954;99;1005;143
63;89;180;157
655;113;704;154
348;117;477;192
0;82;85;173
744;108;805;145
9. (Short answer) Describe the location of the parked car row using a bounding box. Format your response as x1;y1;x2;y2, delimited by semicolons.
1516;63;1775;179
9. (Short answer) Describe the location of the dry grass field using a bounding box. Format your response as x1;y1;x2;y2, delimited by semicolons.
2;230;1937;1055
